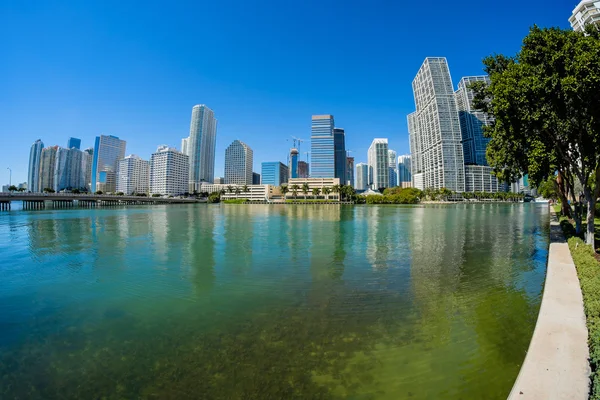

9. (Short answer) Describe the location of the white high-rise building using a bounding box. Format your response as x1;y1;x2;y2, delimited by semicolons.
367;139;389;191
53;147;89;192
39;146;58;192
224;140;253;185
181;137;189;156
397;155;412;188
570;1;600;32
28;139;44;192
91;135;126;193
408;57;465;192
117;155;150;195
388;149;397;188
355;163;369;191
150;146;189;196
188;105;217;190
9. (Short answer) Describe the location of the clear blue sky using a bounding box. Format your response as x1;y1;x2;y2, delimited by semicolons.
0;0;572;185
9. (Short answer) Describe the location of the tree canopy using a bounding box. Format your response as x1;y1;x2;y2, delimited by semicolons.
472;25;600;246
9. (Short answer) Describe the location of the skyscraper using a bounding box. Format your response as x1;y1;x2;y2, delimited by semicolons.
224;140;253;185
188;104;217;189
310;115;335;178
289;148;299;179
181;137;189;157
27;139;44;192
67;137;81;150
117;155;150;195
455;76;493;166
252;172;261;185
398;155;412;188
261;162;288;186
39;146;58;191
150;146;189;196
388;149;398;188
333;128;346;182
408;57;465;191
298;161;309;178
570;1;600;31
368;139;389;191
84;148;93;191
346;157;354;187
355;163;369;191
53;147;88;192
91;135;126;193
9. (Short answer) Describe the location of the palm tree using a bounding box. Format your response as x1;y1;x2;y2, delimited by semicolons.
332;184;341;201
302;183;310;199
219;188;226;196
17;187;25;192
312;187;321;199
227;185;234;194
242;185;249;193
280;185;289;198
291;184;300;199
323;186;331;201
234;187;241;195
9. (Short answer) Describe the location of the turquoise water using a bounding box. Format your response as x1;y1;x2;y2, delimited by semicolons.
0;204;549;399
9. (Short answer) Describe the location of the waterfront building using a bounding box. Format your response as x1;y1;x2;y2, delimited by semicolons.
408;57;465;191
39;146;58;191
83;148;93;191
221;185;274;202
298;161;309;178
91;135;126;193
333;128;346;182
53;147;89;192
570;0;600;31
252;172;261;185
261;162;288;186
289;148;299;179
464;165;500;193
215;177;225;184
285;178;341;201
224;140;253;185
27;139;44;192
1;185;8;193
150;146;189;196
187;104;217;190
346;157;354;187
17;182;27;190
368;139;389;191
398;155;412;188
355;162;369;191
67;137;81;150
388;149;398;188
310;115;335;178
117;155;150;195
181;137;189;157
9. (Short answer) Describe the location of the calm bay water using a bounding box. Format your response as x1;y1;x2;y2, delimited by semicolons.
0;203;549;399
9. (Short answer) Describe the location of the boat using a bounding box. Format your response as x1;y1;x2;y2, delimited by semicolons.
534;197;550;203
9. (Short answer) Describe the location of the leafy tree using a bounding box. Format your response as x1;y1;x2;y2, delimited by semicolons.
116;192;124;196
227;185;233;194
280;185;289;197
17;187;25;192
219;189;226;196
8;185;17;192
439;187;453;201
234;187;241;195
72;188;81;194
312;187;321;198
471;26;600;245
242;185;249;193
302;183;310;199
537;176;558;200
152;193;161;197
95;190;103;195
290;184;300;199
208;192;221;203
322;186;331;199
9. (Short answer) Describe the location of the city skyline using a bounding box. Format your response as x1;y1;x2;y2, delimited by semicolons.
0;1;570;185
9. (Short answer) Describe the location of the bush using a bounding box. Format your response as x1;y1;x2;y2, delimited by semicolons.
208;192;221;203
151;193;161;198
365;187;422;205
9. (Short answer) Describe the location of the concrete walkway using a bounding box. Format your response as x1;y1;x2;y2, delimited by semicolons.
508;213;590;399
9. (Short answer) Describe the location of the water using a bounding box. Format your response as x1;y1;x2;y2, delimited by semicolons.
0;203;550;399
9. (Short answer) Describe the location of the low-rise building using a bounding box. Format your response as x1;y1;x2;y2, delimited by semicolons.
285;178;341;201
464;165;501;193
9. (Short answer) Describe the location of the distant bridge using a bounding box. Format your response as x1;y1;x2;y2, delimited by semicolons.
0;193;205;211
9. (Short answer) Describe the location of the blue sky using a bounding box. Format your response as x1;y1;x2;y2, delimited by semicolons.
0;0;572;185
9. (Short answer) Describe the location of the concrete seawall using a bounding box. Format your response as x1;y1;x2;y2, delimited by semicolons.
508;212;590;399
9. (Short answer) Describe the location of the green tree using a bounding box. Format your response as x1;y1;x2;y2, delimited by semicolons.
227;185;233;194
234;187;241;195
290;184;299;199
17;187;25;192
242;185;249;193
439;187;453;201
471;26;600;245
322;186;331;200
332;184;341;200
95;190;103;195
537;175;558;200
312;187;321;198
280;185;289;198
8;185;17;192
302;183;310;199
72;188;81;194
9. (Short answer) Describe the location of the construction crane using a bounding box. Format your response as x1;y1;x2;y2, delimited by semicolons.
291;136;305;154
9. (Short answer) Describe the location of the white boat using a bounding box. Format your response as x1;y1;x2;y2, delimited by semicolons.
534;197;550;203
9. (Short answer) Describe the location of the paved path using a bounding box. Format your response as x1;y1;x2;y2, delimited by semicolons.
508;213;590;399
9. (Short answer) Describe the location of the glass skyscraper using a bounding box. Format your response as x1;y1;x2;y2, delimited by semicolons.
368;139;389;190
224;140;253;185
388;149;397;188
333;128;346;182
27;139;44;192
186;104;217;189
289;148;299;179
67;137;81;150
346;157;354;187
310;115;335;178
261;162;288;186
91;135;126;193
397;155;412;187
355;163;369;191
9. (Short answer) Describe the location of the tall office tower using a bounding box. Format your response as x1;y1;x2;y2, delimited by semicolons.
310;115;335;177
261;162;289;186
289;148;299;178
408;57;465;191
388;149;398;188
150;146;189;196
298;161;309;178
570;1;600;31
53;147;69;191
333;128;346;181
27;139;44;192
398;155;412;188
91;135;126;193
188;104;217;189
252;172;261;185
117;155;150;195
346;156;354;187
355;163;369;191
181;137;189;156
67;137;81;150
368;139;389;190
84;148;93;191
224;140;253;185
455;76;493;166
38;146;58;191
